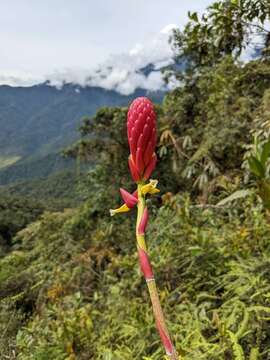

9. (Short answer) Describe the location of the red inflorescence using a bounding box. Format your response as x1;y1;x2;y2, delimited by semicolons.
127;97;157;182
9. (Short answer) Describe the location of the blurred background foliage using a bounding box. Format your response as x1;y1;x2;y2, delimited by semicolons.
1;0;270;359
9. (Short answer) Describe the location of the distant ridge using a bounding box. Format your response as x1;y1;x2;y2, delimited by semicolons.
0;81;165;185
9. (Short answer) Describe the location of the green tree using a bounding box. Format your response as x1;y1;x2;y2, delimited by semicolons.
171;0;270;72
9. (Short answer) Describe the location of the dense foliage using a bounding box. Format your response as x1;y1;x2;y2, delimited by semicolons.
0;196;45;256
0;153;76;186
0;170;85;207
1;0;270;359
2;193;270;359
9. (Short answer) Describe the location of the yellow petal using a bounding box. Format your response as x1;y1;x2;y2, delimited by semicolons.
141;179;160;196
109;204;130;216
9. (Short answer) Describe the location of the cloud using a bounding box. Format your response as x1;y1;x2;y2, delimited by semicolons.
160;23;178;34
240;21;270;62
0;71;43;87
0;24;177;95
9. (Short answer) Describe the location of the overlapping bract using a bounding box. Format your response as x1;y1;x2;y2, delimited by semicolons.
110;180;159;217
127;97;157;182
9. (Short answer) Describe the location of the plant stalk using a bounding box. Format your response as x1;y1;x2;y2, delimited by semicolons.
136;183;178;360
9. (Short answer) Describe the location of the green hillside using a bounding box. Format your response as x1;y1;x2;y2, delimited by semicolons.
1;1;270;359
0;155;21;170
0;170;86;207
0;84;164;185
0;153;77;185
0;84;162;158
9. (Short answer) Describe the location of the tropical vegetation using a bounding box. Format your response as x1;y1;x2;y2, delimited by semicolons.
1;0;270;359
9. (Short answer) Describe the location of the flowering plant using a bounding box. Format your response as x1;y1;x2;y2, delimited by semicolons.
111;97;178;359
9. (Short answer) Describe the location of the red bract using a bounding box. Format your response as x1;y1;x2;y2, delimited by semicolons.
127;97;157;182
119;188;138;208
138;247;153;280
156;319;174;356
138;207;149;235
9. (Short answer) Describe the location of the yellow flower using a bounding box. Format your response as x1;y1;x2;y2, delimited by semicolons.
141;179;160;196
110;204;130;216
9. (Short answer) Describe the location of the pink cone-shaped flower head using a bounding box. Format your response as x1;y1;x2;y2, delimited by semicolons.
127;97;157;182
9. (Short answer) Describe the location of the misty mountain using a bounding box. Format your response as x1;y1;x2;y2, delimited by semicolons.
0;80;165;185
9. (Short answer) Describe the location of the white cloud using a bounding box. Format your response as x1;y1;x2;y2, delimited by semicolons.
160;23;178;34
240;20;270;62
129;43;144;56
0;71;44;87
0;24;177;95
49;24;176;95
2;18;263;95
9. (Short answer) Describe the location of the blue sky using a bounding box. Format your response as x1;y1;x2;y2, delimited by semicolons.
0;0;213;87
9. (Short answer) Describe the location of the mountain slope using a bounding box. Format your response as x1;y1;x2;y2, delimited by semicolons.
0;83;163;158
0;82;164;184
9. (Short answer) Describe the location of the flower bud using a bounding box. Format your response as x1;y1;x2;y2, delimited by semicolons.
127;97;157;182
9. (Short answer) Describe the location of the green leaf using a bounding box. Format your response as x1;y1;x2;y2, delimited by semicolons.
228;331;245;360
217;190;252;206
259;180;270;209
249;348;259;360
248;156;265;178
188;11;199;22
188;246;203;256
260;139;270;166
